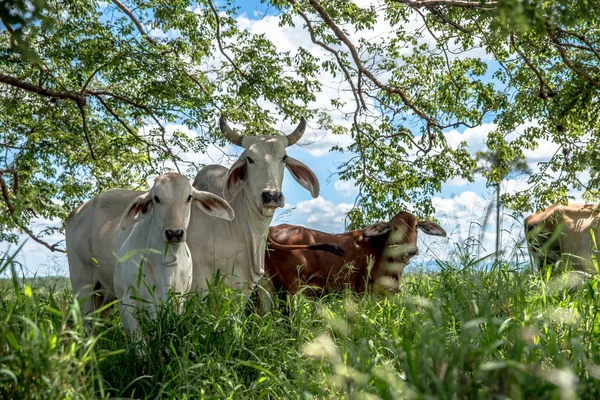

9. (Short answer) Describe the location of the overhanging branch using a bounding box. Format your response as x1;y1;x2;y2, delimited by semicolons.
0;74;86;105
391;0;497;10
0;169;66;253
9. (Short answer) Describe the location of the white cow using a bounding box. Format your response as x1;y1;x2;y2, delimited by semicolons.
113;173;234;333
66;116;319;314
190;116;320;292
66;173;233;318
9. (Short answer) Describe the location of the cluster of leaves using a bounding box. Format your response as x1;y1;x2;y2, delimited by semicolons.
0;0;323;249
272;0;600;227
4;0;600;247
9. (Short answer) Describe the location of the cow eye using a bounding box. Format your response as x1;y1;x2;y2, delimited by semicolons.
154;196;160;203
187;195;192;202
247;157;255;164
282;155;288;162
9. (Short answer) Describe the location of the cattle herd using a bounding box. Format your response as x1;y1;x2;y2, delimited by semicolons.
65;116;600;334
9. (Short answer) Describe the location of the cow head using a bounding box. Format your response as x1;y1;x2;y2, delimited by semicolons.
361;212;446;290
220;116;320;216
120;173;235;242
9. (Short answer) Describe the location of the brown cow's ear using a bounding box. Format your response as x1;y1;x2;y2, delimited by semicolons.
120;192;152;231
417;221;446;237
362;223;392;238
286;156;319;198
225;156;248;202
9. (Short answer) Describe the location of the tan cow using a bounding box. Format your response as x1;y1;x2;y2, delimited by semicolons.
524;203;600;273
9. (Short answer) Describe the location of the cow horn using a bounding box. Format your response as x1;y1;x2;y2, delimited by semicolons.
286;117;306;147
219;115;244;146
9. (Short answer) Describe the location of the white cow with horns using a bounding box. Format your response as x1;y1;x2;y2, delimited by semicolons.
113;173;234;333
66;116;319;315
66;173;234;318
191;116;320;291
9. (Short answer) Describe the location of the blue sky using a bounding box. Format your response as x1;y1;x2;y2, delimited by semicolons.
2;0;577;276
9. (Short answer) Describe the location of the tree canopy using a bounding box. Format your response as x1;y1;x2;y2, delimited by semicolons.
1;0;600;250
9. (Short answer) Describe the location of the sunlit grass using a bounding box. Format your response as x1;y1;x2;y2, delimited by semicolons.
2;246;600;399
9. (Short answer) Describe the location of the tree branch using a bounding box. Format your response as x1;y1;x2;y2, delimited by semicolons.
110;0;157;45
94;94;160;174
0;169;66;253
207;0;248;79
88;90;181;173
391;0;497;10
307;0;439;128
547;28;600;89
293;3;367;111
510;34;547;93
0;74;86;105
77;103;96;160
428;6;473;34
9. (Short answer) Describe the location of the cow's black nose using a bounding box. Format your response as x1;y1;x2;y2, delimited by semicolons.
261;191;283;205
165;229;184;242
408;247;419;256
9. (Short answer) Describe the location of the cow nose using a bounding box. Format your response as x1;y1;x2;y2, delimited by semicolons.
261;191;283;206
408;248;419;256
165;229;184;242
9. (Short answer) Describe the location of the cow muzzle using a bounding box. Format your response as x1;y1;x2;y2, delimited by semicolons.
261;191;284;208
165;229;185;242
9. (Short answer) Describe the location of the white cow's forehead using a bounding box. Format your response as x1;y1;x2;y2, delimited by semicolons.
243;135;287;157
152;174;191;195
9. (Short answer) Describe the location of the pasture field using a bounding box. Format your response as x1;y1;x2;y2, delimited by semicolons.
2;249;600;399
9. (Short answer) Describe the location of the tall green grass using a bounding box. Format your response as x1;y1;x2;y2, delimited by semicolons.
2;246;600;399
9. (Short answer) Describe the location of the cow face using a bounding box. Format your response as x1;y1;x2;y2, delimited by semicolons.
362;212;446;290
120;173;234;242
221;116;320;216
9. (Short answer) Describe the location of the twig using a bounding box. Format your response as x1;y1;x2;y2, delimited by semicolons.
207;0;248;79
0;15;17;47
307;0;438;127
510;34;547;93
294;4;367;111
77;103;96;160
548;27;600;89
0;169;66;253
94;95;160;174
110;0;157;45
391;0;497;10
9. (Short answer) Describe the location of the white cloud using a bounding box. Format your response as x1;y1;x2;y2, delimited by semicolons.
443;122;495;153
286;196;353;232
334;179;359;196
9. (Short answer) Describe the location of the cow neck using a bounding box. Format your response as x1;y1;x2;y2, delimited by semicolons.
231;186;273;282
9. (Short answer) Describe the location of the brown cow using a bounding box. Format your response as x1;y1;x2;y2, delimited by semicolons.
259;211;446;309
524;203;600;273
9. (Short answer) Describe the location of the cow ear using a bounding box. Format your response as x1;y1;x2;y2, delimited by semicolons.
417;221;446;237
362;223;392;238
120;192;152;231
286;156;319;198
225;156;248;202
192;188;235;221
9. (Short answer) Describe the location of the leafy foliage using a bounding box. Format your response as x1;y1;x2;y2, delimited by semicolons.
0;0;323;249
3;0;600;246
274;0;600;227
